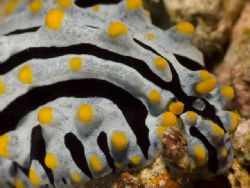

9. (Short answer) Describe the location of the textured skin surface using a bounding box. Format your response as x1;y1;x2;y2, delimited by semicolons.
0;0;238;187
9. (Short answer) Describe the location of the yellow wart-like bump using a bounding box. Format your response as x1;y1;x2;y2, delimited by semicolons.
77;104;94;125
5;0;19;15
168;101;184;115
29;0;43;14
45;153;58;169
0;78;6;95
69;57;83;72
153;56;168;70
176;22;195;35
220;86;235;102
129;155;142;165
111;131;129;151
92;5;100;12
0;134;10;158
38;107;54;125
220;148;228;158
57;0;73;9
107;21;128;38
46;9;65;30
29;169;41;186
148;89;161;104
210;122;225;137
230;112;239;131
14;179;26;188
186;111;197;125
71;172;82;183
126;0;143;10
18;65;33;84
193;145;206;166
89;155;103;173
161;112;177;127
145;33;156;40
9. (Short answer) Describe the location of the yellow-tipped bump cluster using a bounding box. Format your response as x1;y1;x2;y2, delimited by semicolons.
111;131;129;151
44;153;58;169
45;9;65;30
195;70;217;94
18;65;33;84
148;89;161;104
153;56;168;70
186;111;197;125
126;0;143;10
193;145;206;166
89;155;103;173
37;107;54;125
77;104;94;125
107;21;128;38
29;0;43;14
176;22;195;35
209;121;225;137
168;101;184;115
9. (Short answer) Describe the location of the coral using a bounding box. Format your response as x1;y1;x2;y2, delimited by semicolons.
0;0;239;187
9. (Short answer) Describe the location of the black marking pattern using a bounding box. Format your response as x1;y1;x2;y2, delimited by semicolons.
4;27;40;36
0;79;150;159
75;0;122;8
64;133;93;178
30;126;54;185
174;54;203;71
97;132;116;172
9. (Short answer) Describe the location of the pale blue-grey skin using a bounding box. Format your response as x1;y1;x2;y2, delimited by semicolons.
0;0;234;187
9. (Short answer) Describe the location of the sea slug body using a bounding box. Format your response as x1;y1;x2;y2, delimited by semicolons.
0;0;238;187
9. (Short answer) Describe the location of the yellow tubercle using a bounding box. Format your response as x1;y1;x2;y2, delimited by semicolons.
230;112;239;131
220;148;228;158
29;169;41;186
129;155;142;165
18;65;33;84
71;172;82;183
77;104;94;125
193;145;206;166
89;155;103;173
153;56;168;70
57;0;73;9
199;70;211;81
186;111;197;125
69;57;83;72
45;9;65;30
37;107;53;125
156;125;167;137
145;33;156;40
5;0;19;15
14;179;26;188
114;161;123;169
29;0;43;14
107;21;128;38
0;78;6;95
92;5;100;12
111;131;129;151
148;89;161;104
0;134;10;158
220;86;235;102
161;112;177;127
210;122;225;137
176;22;195;35
126;0;143;10
195;77;217;94
168;101;184;115
45;153;58;169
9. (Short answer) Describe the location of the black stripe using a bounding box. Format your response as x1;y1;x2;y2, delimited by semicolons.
0;79;150;159
0;40;223;129
30;126;54;185
64;133;93;178
4;27;40;36
189;126;218;172
75;0;122;7
174;54;204;71
133;38;224;131
97;132;116;172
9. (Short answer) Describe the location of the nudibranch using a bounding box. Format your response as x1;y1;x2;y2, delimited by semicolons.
0;0;239;187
